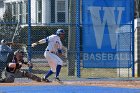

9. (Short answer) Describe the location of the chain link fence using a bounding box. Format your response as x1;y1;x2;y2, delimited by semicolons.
0;0;135;81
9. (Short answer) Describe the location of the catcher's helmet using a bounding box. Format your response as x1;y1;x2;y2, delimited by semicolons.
14;49;24;56
1;39;7;44
56;29;65;36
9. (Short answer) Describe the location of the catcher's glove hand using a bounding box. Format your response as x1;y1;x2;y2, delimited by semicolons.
8;63;16;68
31;43;37;47
8;63;17;72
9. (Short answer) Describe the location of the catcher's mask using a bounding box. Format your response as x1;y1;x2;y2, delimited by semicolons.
14;49;24;56
14;50;24;61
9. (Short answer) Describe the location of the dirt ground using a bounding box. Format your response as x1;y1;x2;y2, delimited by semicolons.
0;80;140;88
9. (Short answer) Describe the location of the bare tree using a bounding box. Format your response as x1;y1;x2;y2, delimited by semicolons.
0;9;17;41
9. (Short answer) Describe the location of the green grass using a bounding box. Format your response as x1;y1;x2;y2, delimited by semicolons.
31;66;120;80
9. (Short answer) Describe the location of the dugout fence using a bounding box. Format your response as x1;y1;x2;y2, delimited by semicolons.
0;0;135;81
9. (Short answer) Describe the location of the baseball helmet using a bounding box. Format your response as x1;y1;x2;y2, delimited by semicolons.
14;49;24;56
1;39;7;44
56;29;65;36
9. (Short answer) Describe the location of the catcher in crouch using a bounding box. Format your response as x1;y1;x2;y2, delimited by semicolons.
0;49;41;83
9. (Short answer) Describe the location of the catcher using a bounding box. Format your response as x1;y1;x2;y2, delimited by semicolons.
0;49;41;83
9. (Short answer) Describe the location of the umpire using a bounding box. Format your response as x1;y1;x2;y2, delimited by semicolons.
0;39;13;78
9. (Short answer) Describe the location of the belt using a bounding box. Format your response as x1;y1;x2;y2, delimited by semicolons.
46;50;55;53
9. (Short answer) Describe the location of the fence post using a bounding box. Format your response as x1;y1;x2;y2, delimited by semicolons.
132;0;135;77
76;0;80;78
28;0;32;72
68;0;76;76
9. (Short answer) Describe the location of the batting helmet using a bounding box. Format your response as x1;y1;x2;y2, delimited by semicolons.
56;29;65;36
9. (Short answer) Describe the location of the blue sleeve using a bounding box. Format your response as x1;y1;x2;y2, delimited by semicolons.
45;37;49;42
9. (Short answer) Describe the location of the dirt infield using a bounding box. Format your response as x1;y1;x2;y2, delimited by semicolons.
0;80;140;88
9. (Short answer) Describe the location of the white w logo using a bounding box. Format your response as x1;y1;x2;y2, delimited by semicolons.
88;7;125;49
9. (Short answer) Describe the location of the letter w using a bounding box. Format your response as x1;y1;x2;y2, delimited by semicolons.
88;7;124;49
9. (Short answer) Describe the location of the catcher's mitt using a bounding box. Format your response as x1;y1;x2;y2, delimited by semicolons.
8;63;16;68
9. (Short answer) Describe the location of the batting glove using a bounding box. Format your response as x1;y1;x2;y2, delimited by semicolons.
31;43;37;47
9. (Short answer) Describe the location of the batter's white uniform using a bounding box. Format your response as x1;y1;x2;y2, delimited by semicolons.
42;34;63;72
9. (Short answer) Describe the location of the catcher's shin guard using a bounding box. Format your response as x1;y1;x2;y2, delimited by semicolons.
23;71;41;82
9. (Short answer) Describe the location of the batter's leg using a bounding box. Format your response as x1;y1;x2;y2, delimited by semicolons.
44;69;53;79
56;65;61;78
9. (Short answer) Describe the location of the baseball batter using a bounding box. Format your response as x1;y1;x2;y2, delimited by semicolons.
32;29;65;82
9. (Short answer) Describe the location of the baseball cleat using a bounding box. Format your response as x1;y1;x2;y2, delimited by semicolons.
54;77;63;83
42;78;51;83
